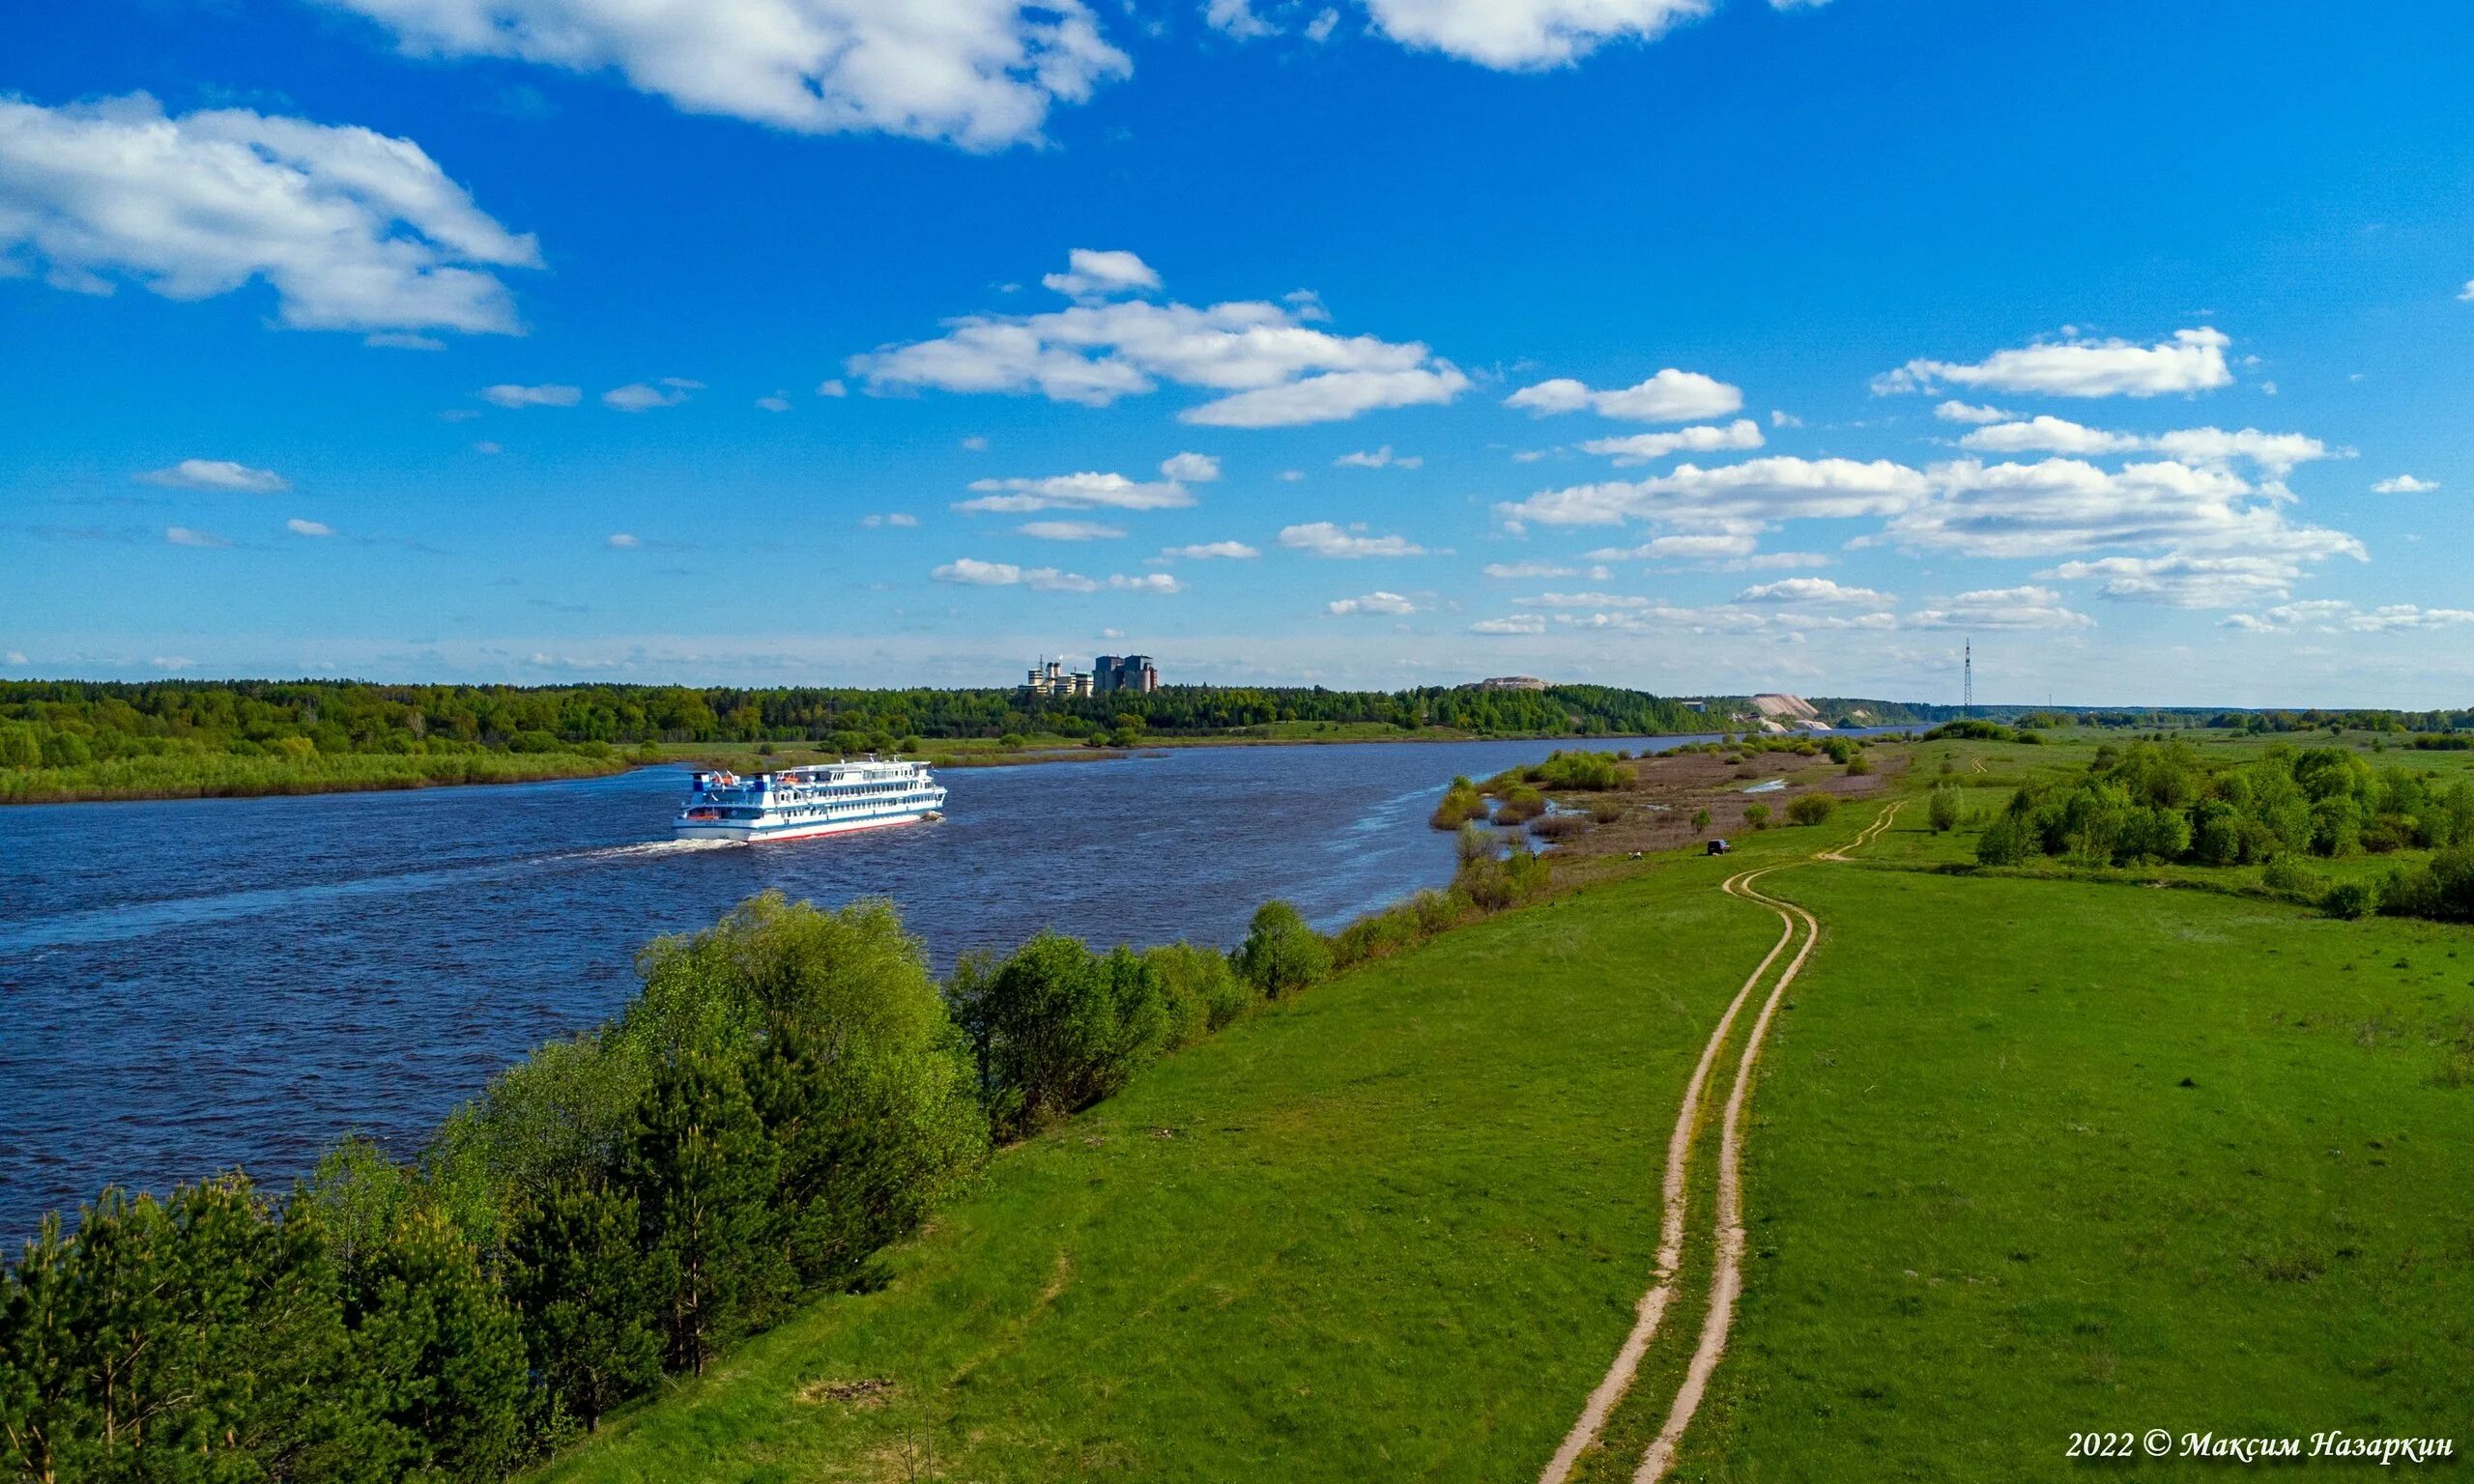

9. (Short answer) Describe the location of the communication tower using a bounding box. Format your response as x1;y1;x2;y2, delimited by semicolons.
1963;640;1973;718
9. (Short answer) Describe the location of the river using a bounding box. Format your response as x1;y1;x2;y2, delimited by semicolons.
0;732;1856;1240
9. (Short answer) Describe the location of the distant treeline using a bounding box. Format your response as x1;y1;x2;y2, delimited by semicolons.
0;679;1737;769
1971;738;2474;923
0;842;1558;1478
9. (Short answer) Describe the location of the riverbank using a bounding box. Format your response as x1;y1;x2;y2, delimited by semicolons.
0;749;629;805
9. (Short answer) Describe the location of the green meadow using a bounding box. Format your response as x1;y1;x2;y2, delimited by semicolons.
540;735;2473;1480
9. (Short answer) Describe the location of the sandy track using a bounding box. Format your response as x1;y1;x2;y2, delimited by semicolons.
1539;801;1898;1484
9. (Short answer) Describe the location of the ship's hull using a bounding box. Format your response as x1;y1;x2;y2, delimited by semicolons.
673;808;939;843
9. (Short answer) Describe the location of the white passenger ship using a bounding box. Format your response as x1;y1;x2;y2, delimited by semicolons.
673;757;946;842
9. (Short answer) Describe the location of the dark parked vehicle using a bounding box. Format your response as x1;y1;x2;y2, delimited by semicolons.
1706;838;1733;855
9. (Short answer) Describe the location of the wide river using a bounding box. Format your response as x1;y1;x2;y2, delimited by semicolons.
0;732;1816;1240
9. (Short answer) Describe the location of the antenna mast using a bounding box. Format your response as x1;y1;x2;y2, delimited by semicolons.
1963;640;1973;718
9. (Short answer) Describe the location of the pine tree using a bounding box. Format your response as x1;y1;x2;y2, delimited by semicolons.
621;1056;790;1374
348;1208;529;1481
508;1181;662;1430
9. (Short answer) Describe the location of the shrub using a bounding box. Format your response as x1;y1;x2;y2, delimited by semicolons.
1588;800;1625;824
1844;753;1872;777
1976;813;2031;866
1530;813;1592;841
1691;808;1712;835
1431;776;1486;830
1491;785;1546;824
1235;900;1333;1000
949;935;1169;1137
2259;855;2322;900
1927;785;1963;834
1144;940;1254;1039
1742;802;1771;831
2321;879;2376;920
1531;750;1627;790
997;732;1027;748
1454;820;1497;867
1785;793;1836;827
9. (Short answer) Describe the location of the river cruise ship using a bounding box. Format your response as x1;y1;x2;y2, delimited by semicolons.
673;757;946;842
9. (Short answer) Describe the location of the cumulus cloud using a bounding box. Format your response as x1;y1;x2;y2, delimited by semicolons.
2225;600;2474;634
1504;367;1741;422
1018;519;1125;540
602;377;701;412
1327;590;1417;615
1360;0;1712;69
931;556;1178;592
1042;247;1161;300
605;532;641;549
2372;474;2438;494
1579;418;1764;466
859;512;920;528
958;471;1196;512
286;518;335;537
317;0;1130;151
1279;522;1429;557
1335;444;1423;469
755;391;792;412
1958;416;2336;476
1161;540;1259;559
2041;553;2306;609
1733;577;1892;606
1158;451;1221;482
1515;591;1654;609
137;458;288;493
1203;0;1280;40
1877;328;2232;399
1482;560;1590;579
1933;400;2013;424
0;94;538;334
1470;614;1546;635
1497;455;1927;528
1886;457;2363;562
163;526;232;549
849;253;1469;426
480;383;581;408
1907;585;2092;630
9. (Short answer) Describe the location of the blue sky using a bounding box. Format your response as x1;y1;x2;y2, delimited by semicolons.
6;0;2472;705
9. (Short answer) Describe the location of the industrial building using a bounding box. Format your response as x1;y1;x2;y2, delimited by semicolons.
1092;654;1159;694
1022;658;1094;699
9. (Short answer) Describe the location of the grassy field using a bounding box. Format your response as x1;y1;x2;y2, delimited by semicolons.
0;748;627;804
544;735;2474;1479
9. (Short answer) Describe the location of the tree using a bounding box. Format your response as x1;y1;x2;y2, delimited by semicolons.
508;1181;662;1432
1235;900;1333;1000
1742;802;1771;831
349;1208;530;1481
1691;808;1712;835
1927;785;1963;834
1786;793;1836;826
621;1056;791;1375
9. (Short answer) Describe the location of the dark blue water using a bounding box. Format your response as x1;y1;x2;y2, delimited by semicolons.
0;732;1829;1241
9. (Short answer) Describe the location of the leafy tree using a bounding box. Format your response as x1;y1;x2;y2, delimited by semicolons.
1235;900;1333;1001
1927;785;1963;834
1690;807;1712;835
348;1208;530;1480
1742;802;1771;831
947;935;1170;1138
1786;792;1836;826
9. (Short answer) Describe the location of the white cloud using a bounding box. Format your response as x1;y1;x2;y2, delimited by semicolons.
1277;469;1305;481
1633;532;1759;559
286;518;335;537
1279;521;1429;557
603;377;700;412
1306;8;1340;40
1734;577;1892;606
606;532;641;549
317;0;1130;151
1204;0;1280;39
2226;600;2474;635
1042;247;1161;300
1516;591;1654;610
0;95;539;334
1497;455;1927;528
1018;519;1125;540
163;526;231;549
1875;328;2232;398
1162;540;1259;559
2042;553;2305;609
1769;409;1801;428
1578;418;1763;466
2372;474;2438;494
1731;551;1832;570
1470;614;1545;635
1505;367;1741;422
3;651;24;666
1888;457;2364;562
480;383;581;408
756;391;792;412
136;458;288;493
931;557;1177;592
1335;444;1424;469
1959;416;2336;476
2460;279;2474;303
817;378;849;397
1907;585;2092;631
366;331;445;350
1360;0;1711;69
859;512;920;528
473;441;503;454
849;254;1469;426
1158;451;1221;482
1933;400;2013;424
959;471;1196;512
1328;590;1417;615
1482;560;1584;578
